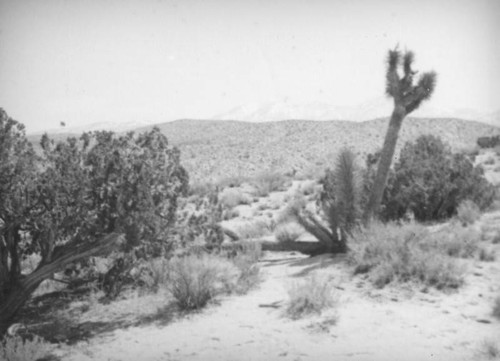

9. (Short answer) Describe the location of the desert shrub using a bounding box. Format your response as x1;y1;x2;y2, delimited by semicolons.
456;200;481;226
0;108;189;334
216;175;249;189
168;254;239;310
234;241;263;264
493;296;500;320
275;223;304;243
366;135;496;222
0;335;51;361
286;274;337;319
484;156;496;165
187;181;215;198
422;226;481;259
477;135;500;149
219;188;251;208
348;222;464;289
233;219;273;240
493;231;500;244
231;242;262;293
479;247;496;262
138;257;171;292
222;208;240;220
252;171;286;197
300;180;318;196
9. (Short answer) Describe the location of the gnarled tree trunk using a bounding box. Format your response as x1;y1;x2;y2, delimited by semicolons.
0;233;123;337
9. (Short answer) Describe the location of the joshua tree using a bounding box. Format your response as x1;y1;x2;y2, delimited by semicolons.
362;47;437;224
287;148;361;254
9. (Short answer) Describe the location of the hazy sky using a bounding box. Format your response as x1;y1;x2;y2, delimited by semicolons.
1;0;499;133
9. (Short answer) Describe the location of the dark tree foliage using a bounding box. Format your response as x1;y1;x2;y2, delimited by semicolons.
365;135;496;222
0;108;188;336
477;135;500;149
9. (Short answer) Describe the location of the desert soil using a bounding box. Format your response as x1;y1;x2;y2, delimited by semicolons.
58;224;500;361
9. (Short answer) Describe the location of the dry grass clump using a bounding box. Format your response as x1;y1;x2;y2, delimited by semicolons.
348;222;465;289
231;242;262;293
216;175;249;189
0;335;52;361
493;296;500;320
252;171;287;197
275;223;304;243
140;257;171;292
167;245;261;310
286;274;337;319
222;208;240;220
219;188;252;208
168;254;240;310
299;180;318;196
188;181;214;198
492;231;500;244
422;226;481;259
456;199;481;226
233;219;274;240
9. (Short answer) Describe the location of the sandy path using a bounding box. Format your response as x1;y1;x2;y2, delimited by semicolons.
60;241;500;361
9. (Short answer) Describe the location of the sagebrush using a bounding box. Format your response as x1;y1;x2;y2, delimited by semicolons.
348;222;465;289
0;335;51;361
286;274;337;319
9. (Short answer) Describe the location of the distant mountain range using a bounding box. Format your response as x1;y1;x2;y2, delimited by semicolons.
212;99;500;127
29;99;500;136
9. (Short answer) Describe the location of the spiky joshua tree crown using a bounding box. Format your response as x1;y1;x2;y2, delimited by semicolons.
386;47;437;114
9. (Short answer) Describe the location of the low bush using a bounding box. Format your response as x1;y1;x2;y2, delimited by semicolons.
219;188;252;208
456;200;481;226
274;223;304;243
231;243;262;293
348;222;465;289
493;296;500;320
188;181;215;198
0;335;51;361
252;171;287;197
233;219;273;240
139;257;171;292
300;180;318;196
286;274;337;319
216;175;249;189
422;226;481;259
168;254;239;310
477;135;500;149
222;208;240;220
478;247;496;262
167;247;261;310
484;156;496;165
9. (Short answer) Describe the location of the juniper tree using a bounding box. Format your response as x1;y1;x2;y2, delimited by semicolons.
0;111;188;336
363;47;437;224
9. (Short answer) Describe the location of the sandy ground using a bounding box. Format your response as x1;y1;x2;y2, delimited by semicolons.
58;227;500;361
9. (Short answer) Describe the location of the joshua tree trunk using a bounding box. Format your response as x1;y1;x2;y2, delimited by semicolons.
363;105;406;223
363;47;436;224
